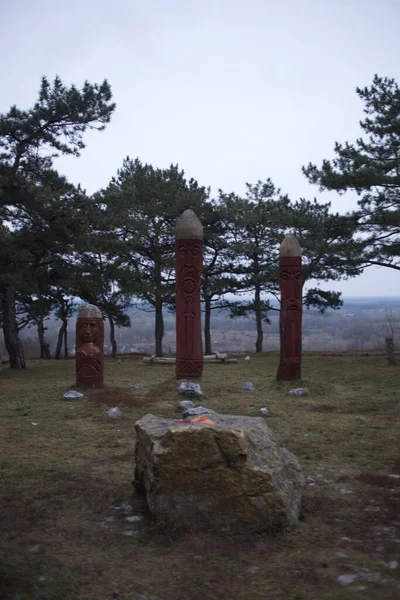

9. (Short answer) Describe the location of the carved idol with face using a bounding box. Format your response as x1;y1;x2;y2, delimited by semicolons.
75;304;104;388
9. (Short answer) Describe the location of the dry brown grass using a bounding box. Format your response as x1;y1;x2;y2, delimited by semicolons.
0;353;399;600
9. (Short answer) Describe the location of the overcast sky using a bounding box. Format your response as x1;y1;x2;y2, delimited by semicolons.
2;0;399;297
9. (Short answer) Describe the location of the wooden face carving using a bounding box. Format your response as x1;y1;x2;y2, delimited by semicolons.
77;319;100;345
280;267;302;310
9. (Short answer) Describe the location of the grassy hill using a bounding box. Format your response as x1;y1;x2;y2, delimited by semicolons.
1;354;399;599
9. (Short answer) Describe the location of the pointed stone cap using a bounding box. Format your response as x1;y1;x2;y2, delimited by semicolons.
279;234;301;257
78;304;102;319
175;209;203;240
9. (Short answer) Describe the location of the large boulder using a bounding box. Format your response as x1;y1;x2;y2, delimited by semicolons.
133;413;305;531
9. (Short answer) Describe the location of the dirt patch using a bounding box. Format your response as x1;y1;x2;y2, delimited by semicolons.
312;404;338;413
86;386;148;408
392;458;400;474
346;402;390;414
358;472;400;488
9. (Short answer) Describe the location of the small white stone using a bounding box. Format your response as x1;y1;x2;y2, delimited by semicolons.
242;382;255;391
246;566;260;574
244;356;251;361
105;407;122;420
63;390;84;400
122;530;137;536
287;387;309;397
125;515;143;523
177;400;195;412
259;408;269;416
340;488;352;494
178;381;203;398
336;552;348;558
383;560;399;569
338;574;358;586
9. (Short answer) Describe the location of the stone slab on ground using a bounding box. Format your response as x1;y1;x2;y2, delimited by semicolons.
133;413;305;531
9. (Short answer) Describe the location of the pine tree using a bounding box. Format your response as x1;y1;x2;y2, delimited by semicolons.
0;76;115;367
219;181;289;352
303;75;400;272
100;158;209;356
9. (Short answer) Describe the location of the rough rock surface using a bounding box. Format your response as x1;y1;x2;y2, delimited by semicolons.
182;406;216;418
178;381;203;398
177;400;196;413
133;413;305;531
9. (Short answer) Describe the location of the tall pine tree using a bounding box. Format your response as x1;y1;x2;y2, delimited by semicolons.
303;75;400;272
0;76;115;367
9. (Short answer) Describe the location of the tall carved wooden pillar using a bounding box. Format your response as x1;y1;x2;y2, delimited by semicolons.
175;209;204;379
276;235;303;381
76;304;104;388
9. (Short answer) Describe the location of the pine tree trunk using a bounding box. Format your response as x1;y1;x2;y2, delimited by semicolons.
385;337;396;365
108;315;117;359
37;318;51;359
254;285;263;353
54;324;65;359
64;323;69;358
1;284;26;369
155;298;164;357
38;320;44;359
204;296;212;355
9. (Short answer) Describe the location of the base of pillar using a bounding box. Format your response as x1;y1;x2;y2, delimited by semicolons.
276;364;301;381
176;358;203;379
76;378;104;389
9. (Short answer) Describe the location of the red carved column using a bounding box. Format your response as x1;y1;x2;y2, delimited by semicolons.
276;235;303;381
75;304;104;388
175;209;204;378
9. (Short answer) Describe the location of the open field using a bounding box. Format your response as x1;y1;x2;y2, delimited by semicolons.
0;354;399;600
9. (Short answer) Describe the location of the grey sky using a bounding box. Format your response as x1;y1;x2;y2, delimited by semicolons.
2;0;399;296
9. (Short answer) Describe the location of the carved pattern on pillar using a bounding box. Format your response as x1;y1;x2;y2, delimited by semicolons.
175;238;203;378
276;256;303;381
75;304;104;388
